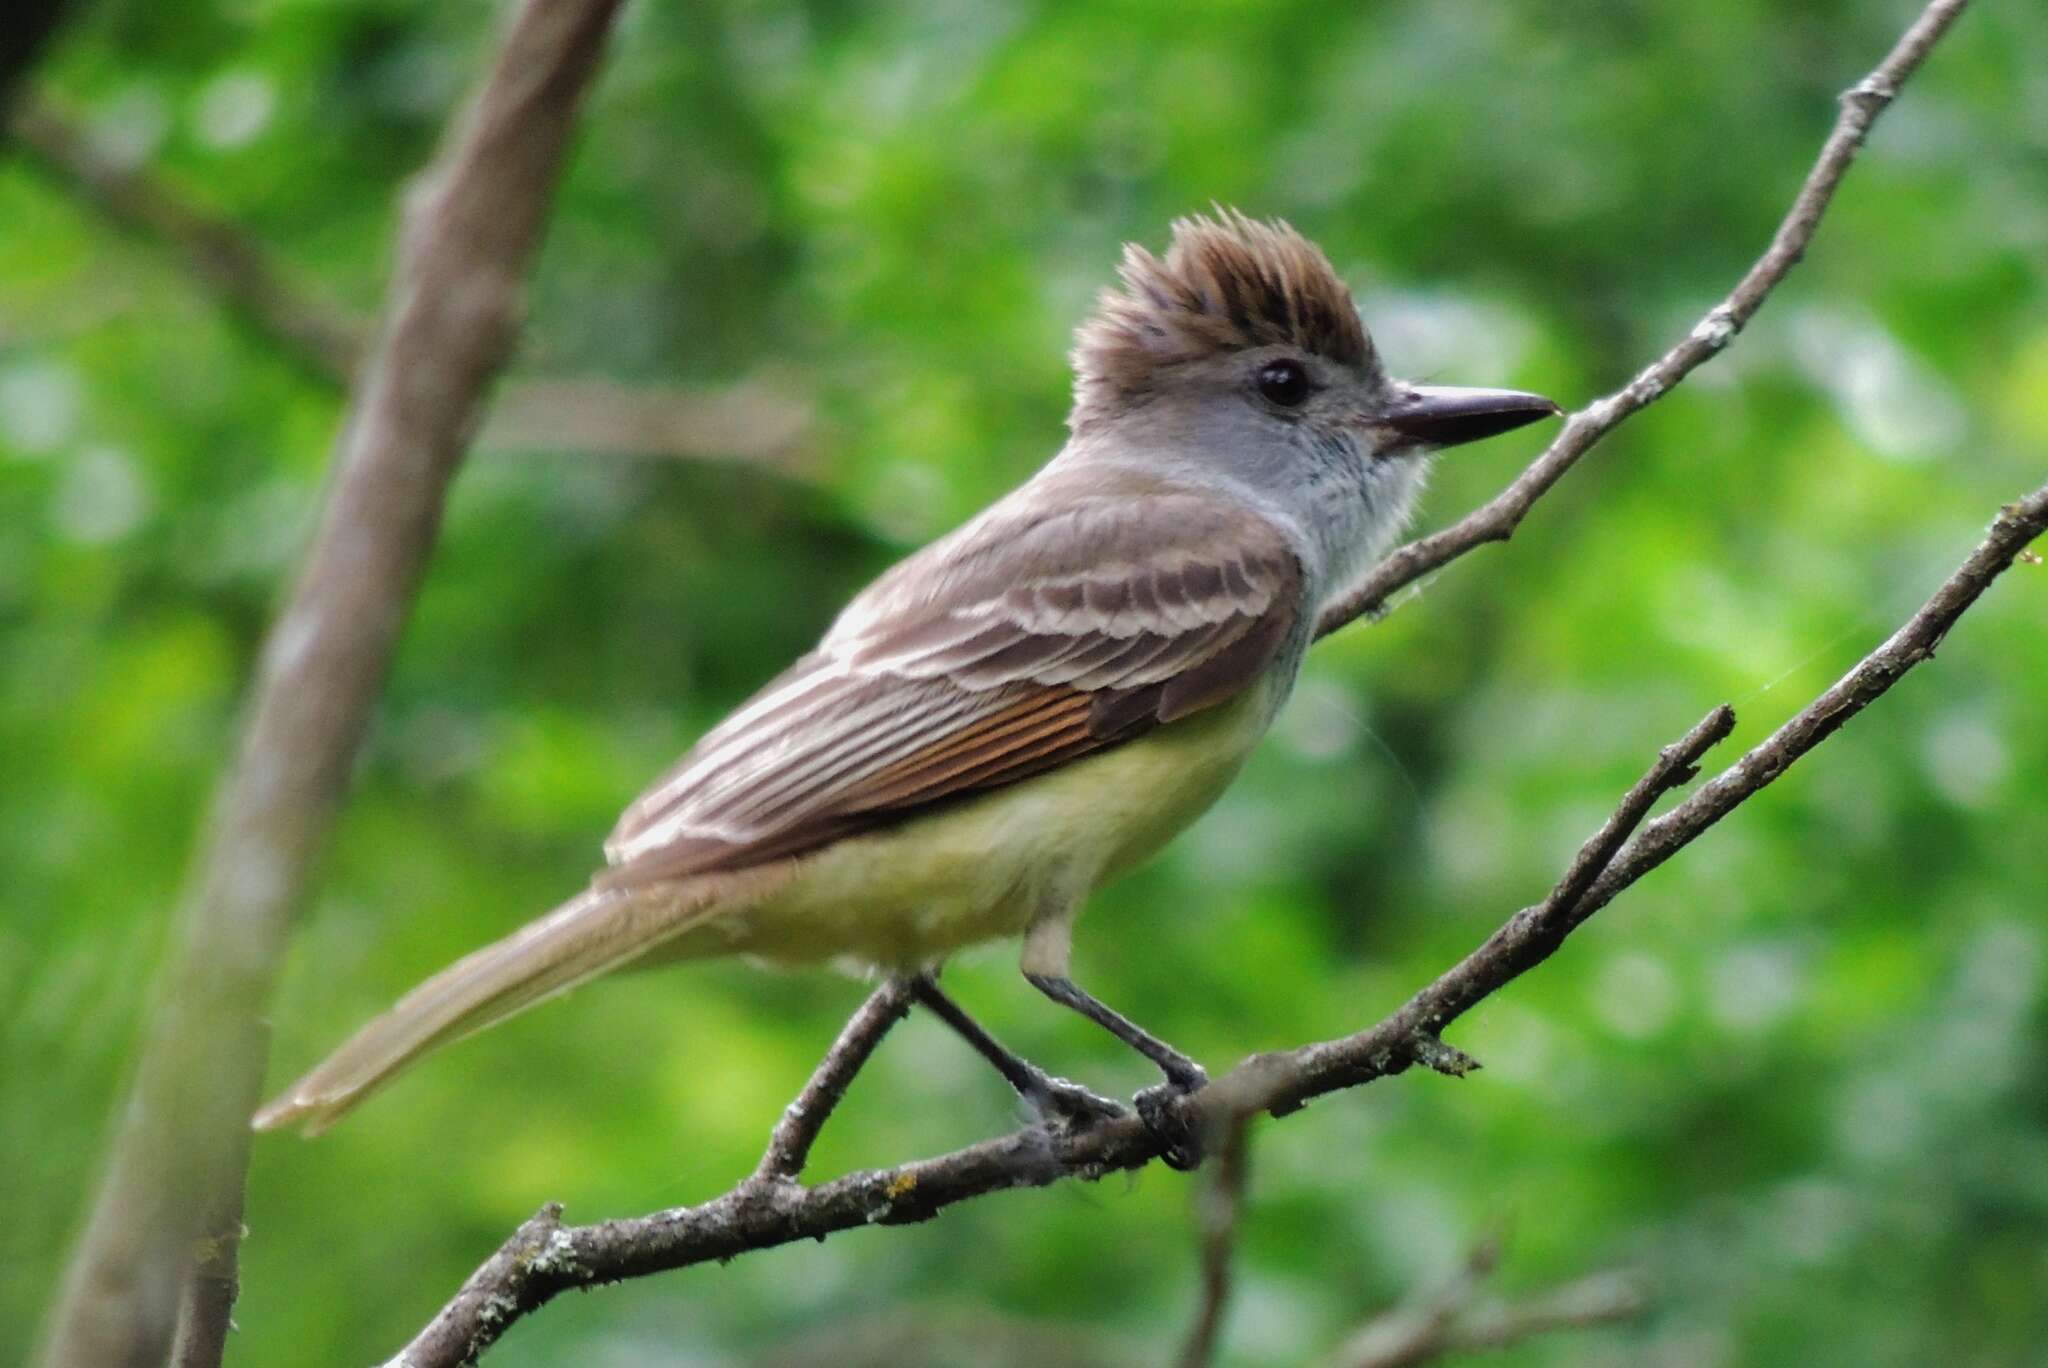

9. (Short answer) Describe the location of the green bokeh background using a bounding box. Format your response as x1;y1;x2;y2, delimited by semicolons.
6;1;2047;1364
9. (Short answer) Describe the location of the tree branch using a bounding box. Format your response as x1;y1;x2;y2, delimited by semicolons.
392;479;2045;1364
2;92;814;470
164;1191;243;1368
380;5;2023;1362
1177;1116;1251;1368
1332;1236;1647;1368
1314;0;1973;639
32;5;626;1367
752;979;916;1185
477;371;814;469
1233;702;1733;1120
5;91;362;383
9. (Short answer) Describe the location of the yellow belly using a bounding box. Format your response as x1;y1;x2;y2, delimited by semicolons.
674;683;1276;970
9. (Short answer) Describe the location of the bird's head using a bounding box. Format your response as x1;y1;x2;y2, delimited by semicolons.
1069;210;1559;556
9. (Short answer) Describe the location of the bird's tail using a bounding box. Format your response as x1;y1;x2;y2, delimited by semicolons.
253;870;782;1136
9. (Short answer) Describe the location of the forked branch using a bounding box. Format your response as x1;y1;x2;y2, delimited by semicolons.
1332;1234;1647;1368
1315;0;1973;637
385;2;2022;1364
393;473;2042;1364
3;94;815;470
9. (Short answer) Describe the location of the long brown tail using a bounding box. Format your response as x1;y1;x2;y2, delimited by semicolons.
253;872;778;1136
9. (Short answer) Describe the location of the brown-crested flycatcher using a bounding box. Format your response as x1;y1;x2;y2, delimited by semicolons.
256;210;1558;1144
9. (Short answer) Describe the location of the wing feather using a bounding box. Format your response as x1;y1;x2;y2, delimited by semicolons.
851;693;1096;809
600;488;1303;887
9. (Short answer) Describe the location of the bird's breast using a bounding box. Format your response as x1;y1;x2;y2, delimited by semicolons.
684;675;1284;971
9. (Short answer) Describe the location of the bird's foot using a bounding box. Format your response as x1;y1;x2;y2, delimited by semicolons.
1134;1059;1210;1171
1026;1074;1131;1137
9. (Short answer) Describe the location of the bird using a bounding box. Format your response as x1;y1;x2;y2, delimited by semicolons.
254;209;1558;1143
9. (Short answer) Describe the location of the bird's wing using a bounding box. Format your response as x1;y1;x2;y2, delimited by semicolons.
599;490;1303;886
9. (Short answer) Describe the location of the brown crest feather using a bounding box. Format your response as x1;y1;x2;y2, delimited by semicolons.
1070;208;1374;426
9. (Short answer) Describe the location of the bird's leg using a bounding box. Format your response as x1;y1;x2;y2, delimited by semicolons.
1020;917;1210;1168
1021;972;1210;1092
906;973;1128;1134
1022;972;1210;1169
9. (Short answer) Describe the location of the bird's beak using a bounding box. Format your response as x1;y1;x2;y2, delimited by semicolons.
1380;384;1562;449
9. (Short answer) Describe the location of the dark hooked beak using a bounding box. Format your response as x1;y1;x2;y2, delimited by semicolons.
1380;384;1562;449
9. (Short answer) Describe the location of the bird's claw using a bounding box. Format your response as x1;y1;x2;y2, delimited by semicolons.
1135;1061;1209;1170
1027;1074;1130;1136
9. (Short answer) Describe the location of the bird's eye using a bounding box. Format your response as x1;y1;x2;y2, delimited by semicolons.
1255;359;1312;408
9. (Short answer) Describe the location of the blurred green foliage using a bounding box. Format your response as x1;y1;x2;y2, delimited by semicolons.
6;1;2048;1364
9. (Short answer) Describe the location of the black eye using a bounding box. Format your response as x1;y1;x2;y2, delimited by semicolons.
1255;359;1312;408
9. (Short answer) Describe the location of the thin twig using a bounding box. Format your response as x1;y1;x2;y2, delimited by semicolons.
391;472;2044;1368
166;1189;244;1368
1447;1272;1648;1354
1571;492;2048;920
1303;704;1731;1095
3;92;816;469
1538;707;1733;928
1334;1232;1504;1368
1242;701;1733;1117
378;1206;572;1368
32;5;627;1367
6;92;361;382
753;979;917;1184
1314;0;1974;640
1332;1237;1647;1368
1254;486;2048;1115
1177;1117;1252;1368
478;372;814;468
1379;704;1734;1081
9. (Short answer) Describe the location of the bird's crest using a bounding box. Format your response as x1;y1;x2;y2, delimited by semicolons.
1071;209;1374;426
